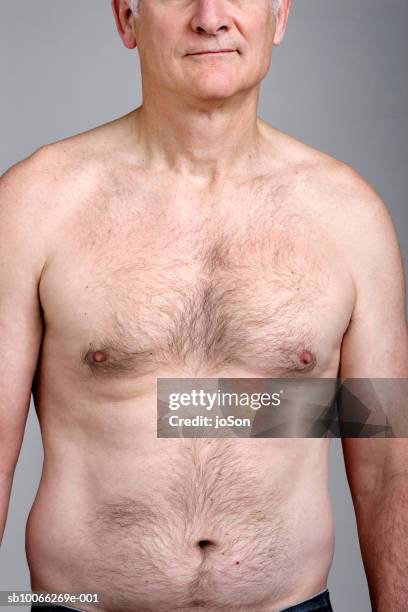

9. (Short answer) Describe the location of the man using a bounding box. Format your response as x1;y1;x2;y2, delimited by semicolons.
0;0;407;610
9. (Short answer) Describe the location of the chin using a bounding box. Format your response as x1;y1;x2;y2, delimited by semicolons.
194;88;236;99
187;76;242;101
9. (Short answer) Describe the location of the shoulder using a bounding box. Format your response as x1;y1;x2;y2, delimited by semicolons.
0;117;128;276
0;113;132;221
303;148;400;268
1;112;133;201
278;126;387;205
1;134;98;208
0;149;55;281
0;144;84;265
264;124;404;290
267;125;397;246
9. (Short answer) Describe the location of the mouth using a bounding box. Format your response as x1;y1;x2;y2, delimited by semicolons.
187;50;237;56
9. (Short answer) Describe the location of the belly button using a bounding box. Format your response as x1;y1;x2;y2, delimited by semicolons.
197;539;216;549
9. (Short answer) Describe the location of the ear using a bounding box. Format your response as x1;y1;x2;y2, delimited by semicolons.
112;0;137;49
273;0;292;46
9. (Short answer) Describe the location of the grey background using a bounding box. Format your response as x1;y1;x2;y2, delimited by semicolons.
1;1;407;611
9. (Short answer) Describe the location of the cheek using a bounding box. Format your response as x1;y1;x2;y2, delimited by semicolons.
154;18;173;43
153;19;181;61
238;23;274;80
140;21;177;70
242;7;275;48
245;24;274;63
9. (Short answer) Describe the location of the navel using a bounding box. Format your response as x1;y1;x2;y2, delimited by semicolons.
196;538;217;550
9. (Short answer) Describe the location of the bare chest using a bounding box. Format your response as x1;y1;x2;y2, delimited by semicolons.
39;182;354;382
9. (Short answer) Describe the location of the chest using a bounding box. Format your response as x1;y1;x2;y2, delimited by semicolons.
39;187;354;380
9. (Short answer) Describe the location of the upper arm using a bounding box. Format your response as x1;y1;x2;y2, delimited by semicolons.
336;167;408;496
339;174;407;379
0;152;49;478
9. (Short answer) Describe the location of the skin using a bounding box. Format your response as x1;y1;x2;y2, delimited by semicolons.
0;1;407;611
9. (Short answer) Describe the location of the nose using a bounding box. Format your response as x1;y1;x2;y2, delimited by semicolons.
190;0;233;35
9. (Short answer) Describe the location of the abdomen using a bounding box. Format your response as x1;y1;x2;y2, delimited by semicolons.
26;438;334;612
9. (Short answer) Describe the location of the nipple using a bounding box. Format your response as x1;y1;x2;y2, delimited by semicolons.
91;350;109;363
299;350;315;366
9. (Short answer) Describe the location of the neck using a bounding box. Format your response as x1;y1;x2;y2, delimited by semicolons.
132;87;267;187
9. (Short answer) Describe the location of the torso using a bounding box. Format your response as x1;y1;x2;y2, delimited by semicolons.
26;116;355;612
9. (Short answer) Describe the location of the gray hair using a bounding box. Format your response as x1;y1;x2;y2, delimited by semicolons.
129;0;281;18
